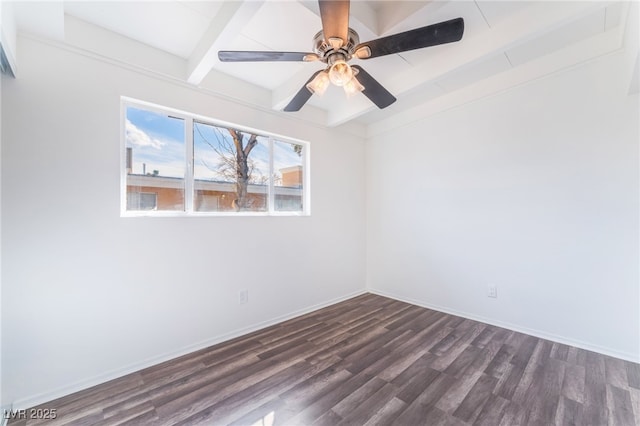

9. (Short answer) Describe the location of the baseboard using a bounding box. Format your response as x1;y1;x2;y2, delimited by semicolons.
11;289;367;410
368;288;640;363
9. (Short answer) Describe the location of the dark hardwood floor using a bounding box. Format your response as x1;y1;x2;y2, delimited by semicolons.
10;293;640;425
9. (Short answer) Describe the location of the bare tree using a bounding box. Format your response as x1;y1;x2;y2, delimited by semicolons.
195;124;303;211
228;128;258;210
195;123;262;211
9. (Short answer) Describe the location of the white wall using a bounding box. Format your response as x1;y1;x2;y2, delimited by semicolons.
367;51;639;362
1;36;366;406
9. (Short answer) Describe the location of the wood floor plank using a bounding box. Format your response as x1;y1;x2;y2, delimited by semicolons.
452;373;498;423
392;397;436;425
391;353;436;387
435;372;483;414
337;382;399;426
495;362;526;400
528;358;565;424
331;377;387;418
198;338;262;367
361;396;406;426
226;397;284;426
311;408;342;426
628;387;640;425
411;371;457;408
351;338;417;379
445;345;482;378
284;371;373;425
116;409;160;426
95;401;156;426
605;356;629;389
376;345;434;382
556;395;584;426
498;401;529;426
395;367;440;404
10;293;639;426
171;360;312;425
276;365;352;422
585;351;608;406
484;343;516;379
149;352;264;408
562;362;586;404
510;334;539;368
473;394;510;425
607;385;637;426
627;361;640;389
430;322;486;371
470;325;501;349
383;305;426;330
550;342;570;362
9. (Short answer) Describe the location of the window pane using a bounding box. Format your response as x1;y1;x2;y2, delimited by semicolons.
126;192;157;210
273;140;304;212
193;122;269;212
125;107;185;211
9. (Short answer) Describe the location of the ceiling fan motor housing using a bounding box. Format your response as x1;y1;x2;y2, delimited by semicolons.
312;28;360;63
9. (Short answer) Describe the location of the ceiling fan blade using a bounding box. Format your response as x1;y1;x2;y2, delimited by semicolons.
355;17;464;59
283;70;324;112
351;65;396;109
318;0;350;48
218;51;317;62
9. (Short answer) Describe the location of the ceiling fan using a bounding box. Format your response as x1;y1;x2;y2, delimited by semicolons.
218;0;464;112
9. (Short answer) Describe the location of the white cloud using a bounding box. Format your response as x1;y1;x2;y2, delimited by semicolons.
126;119;165;149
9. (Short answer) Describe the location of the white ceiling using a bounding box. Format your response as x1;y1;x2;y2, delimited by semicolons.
10;1;637;130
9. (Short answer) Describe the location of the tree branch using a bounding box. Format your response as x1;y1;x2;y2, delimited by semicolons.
244;134;258;157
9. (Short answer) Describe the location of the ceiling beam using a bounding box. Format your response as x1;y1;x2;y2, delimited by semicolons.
326;1;612;127
367;24;631;137
187;0;264;85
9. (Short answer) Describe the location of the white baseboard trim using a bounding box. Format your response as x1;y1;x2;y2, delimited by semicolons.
369;288;640;363
11;289;367;410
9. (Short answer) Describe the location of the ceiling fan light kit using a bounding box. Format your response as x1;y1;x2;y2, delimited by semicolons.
306;70;330;95
218;0;464;112
343;73;365;97
328;58;353;86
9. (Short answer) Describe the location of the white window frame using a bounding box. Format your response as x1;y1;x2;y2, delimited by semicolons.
120;97;311;217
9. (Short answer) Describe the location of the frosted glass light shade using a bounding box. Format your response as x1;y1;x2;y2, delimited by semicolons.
343;75;364;96
306;71;330;96
329;60;353;87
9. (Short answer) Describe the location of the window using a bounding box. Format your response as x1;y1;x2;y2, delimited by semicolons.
124;106;185;212
122;99;309;216
193;121;270;213
274;140;305;212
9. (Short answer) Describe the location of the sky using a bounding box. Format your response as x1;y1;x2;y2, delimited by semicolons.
126;106;303;184
126;107;185;178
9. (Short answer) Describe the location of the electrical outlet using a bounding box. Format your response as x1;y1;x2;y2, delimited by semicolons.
239;289;249;304
487;285;497;298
